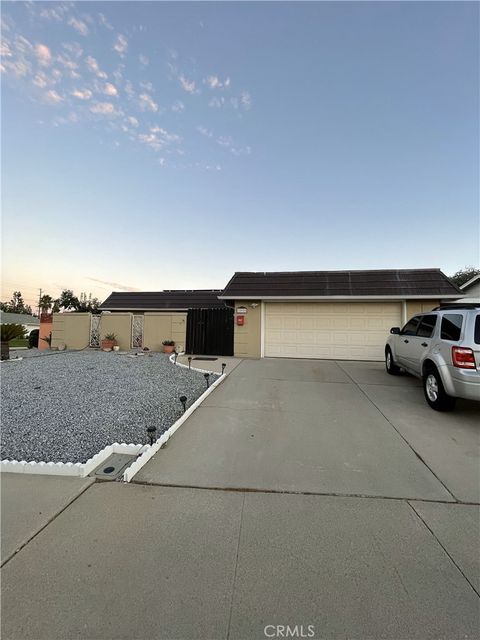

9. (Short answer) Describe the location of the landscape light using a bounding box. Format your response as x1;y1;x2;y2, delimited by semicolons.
174;351;178;363
204;372;210;389
146;425;157;446
179;395;187;413
188;356;192;370
221;363;226;375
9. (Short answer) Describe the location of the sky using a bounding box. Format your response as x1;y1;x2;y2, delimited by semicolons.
1;1;479;309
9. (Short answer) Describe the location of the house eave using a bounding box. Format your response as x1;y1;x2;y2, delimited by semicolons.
218;294;464;301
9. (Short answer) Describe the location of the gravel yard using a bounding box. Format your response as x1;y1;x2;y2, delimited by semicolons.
1;351;215;464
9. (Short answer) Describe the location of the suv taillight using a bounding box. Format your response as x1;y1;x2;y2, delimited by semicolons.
452;347;477;369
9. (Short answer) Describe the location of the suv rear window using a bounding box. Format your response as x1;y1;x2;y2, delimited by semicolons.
417;315;437;338
475;315;480;345
441;314;463;341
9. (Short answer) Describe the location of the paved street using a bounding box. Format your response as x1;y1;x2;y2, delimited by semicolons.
2;359;479;640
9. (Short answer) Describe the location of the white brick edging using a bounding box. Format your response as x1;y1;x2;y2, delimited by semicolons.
0;443;145;477
122;355;225;482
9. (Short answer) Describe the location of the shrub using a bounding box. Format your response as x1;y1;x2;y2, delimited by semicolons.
162;340;175;346
103;333;117;341
1;324;27;342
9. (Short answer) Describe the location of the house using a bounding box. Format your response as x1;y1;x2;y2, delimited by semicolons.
51;269;463;361
0;312;39;336
219;268;462;360
456;274;480;302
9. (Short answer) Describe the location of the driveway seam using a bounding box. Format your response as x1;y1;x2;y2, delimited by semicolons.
335;361;459;503
407;501;480;598
130;480;476;504
226;492;246;640
0;478;96;568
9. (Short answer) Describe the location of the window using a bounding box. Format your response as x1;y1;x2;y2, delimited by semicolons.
417;315;437;338
401;316;421;336
475;315;480;345
441;314;463;341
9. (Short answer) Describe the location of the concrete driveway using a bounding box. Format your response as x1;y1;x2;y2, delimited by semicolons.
135;358;479;502
2;358;479;640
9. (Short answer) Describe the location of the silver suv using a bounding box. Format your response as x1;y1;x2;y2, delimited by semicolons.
385;304;480;411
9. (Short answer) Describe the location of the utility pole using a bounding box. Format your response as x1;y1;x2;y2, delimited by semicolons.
38;288;42;318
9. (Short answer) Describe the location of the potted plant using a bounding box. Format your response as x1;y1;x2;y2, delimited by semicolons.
101;333;118;351
1;324;27;361
162;339;175;354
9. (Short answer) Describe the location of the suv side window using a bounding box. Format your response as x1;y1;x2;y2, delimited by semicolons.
416;315;437;338
401;316;421;336
440;314;463;341
475;315;480;345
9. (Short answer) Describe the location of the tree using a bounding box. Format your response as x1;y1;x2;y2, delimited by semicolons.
1;324;27;360
0;291;33;315
450;267;480;288
39;294;54;313
56;290;101;313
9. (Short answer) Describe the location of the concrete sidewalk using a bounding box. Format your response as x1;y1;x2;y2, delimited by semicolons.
1;482;479;640
133;359;456;501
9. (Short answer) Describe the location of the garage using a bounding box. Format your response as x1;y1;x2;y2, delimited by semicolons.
219;269;463;360
264;302;402;360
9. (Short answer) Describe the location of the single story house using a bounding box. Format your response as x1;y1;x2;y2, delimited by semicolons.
0;312;39;335
50;269;463;361
456;274;480;303
219;268;462;360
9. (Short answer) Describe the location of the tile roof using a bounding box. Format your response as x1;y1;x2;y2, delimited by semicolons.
100;290;226;311
0;312;39;325
219;269;462;299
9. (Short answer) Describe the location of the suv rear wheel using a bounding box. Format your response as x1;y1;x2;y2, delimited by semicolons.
385;347;400;375
423;365;456;411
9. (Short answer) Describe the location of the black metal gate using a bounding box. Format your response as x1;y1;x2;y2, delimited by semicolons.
185;307;234;356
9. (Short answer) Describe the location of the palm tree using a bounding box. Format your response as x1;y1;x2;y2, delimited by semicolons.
1;324;27;360
39;294;54;313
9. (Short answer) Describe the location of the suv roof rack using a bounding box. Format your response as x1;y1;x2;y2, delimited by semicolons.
432;303;480;311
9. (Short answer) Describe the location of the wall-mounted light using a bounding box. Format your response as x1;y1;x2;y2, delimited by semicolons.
250;303;259;309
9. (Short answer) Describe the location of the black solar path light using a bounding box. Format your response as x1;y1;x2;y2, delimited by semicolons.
179;395;187;413
174;351;178;364
204;372;211;389
188;356;192;370
221;363;226;375
146;425;157;446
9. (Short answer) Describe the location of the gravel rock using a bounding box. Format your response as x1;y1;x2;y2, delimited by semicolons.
1;351;216;464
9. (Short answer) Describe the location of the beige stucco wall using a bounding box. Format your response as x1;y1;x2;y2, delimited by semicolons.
406;300;440;317
100;313;132;351
143;313;187;351
233;301;261;358
51;313;91;350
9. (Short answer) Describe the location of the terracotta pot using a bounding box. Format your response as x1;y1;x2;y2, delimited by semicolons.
101;339;116;351
163;344;175;354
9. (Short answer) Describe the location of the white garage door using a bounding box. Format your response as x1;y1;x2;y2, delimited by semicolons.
265;302;402;361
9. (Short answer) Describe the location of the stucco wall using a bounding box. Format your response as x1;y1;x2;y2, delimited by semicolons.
233;301;261;358
52;313;90;350
100;314;132;351
406;300;440;318
143;313;187;351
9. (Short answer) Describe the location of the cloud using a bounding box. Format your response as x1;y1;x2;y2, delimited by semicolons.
33;74;48;88
138;126;180;151
35;43;52;66
179;75;197;94
240;91;252;109
39;4;72;22
204;75;231;89
104;82;118;96
139;54;149;66
113;34;128;56
90;102;115;114
62;42;83;58
71;88;92;100
98;13;114;30
138;92;158;112
68;17;89;36
44;89;63;104
128;116;139;127
209;96;224;108
87;277;141;292
85;55;107;79
197;125;213;138
171;100;184;113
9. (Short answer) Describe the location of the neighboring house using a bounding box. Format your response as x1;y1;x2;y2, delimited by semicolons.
456;274;480;302
219;268;463;361
0;312;39;335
